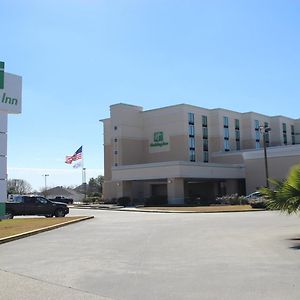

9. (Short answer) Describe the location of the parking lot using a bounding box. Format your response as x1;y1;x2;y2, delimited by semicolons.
0;209;300;300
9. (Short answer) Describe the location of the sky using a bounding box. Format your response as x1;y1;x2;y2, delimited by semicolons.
1;0;299;191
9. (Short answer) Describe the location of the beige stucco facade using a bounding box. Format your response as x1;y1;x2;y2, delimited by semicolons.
101;103;300;204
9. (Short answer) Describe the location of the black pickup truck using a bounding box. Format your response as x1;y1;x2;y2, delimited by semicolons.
6;195;69;219
49;196;74;205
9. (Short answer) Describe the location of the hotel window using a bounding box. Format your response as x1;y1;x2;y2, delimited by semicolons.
188;113;195;162
235;119;240;150
223;116;229;128
235;130;240;150
202;115;208;127
202;115;209;162
189;137;195;149
282;123;287;133
223;117;230;151
291;125;295;135
189;124;195;137
224;139;230;151
224;128;229;139
264;122;270;146
189;149;195;162
235;119;240;130
254;120;260;143
188;112;194;124
202;127;208;139
255;130;260;142
291;125;295;145
203;139;208;151
203;151;209;163
282;123;287;145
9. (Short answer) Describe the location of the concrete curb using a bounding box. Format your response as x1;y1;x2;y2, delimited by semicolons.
0;216;94;244
72;206;264;214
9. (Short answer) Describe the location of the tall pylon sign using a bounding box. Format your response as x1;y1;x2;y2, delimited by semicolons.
0;62;22;218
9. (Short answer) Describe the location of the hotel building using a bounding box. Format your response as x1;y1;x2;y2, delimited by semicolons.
101;103;300;204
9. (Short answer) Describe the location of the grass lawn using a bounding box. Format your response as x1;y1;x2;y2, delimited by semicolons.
0;217;87;239
141;205;259;213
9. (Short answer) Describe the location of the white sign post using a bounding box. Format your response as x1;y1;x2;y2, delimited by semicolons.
0;62;22;217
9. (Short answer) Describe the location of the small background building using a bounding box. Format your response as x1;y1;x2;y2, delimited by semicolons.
101;103;300;205
44;186;85;203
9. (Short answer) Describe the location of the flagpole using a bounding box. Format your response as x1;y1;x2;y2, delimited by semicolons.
81;146;87;201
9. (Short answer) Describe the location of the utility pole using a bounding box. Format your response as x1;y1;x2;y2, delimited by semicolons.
42;174;49;197
82;167;87;200
259;126;271;188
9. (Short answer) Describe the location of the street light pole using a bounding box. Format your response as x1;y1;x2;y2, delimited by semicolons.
259;126;271;188
82;168;87;200
42;174;49;196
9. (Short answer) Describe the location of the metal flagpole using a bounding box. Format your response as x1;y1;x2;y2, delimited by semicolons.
81;146;87;200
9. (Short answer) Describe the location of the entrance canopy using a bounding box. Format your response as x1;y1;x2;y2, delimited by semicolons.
111;161;245;181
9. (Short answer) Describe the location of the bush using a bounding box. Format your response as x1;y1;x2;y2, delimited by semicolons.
82;196;101;204
117;197;131;206
145;196;168;206
215;194;249;206
103;198;118;204
185;197;216;206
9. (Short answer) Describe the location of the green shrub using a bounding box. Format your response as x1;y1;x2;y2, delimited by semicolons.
145;196;168;206
215;194;249;205
117;197;131;206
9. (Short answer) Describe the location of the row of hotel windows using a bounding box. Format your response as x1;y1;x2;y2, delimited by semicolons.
188;113;208;162
223;116;240;151
188;113;297;160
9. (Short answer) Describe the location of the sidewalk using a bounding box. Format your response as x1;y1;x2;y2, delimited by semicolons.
72;204;261;213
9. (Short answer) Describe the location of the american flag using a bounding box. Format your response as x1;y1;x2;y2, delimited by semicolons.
65;146;82;164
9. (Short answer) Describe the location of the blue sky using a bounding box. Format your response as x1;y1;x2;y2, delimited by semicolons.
1;0;299;190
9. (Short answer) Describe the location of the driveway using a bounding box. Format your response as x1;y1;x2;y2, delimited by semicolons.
0;209;300;300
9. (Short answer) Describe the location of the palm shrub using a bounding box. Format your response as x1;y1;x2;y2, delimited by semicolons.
260;165;300;214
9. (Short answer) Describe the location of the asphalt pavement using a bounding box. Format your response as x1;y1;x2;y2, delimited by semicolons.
0;209;300;300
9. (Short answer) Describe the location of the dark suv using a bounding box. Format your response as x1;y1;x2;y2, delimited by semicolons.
6;195;69;218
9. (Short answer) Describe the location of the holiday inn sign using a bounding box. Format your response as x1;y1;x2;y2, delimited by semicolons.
0;61;22;114
0;61;22;218
150;131;169;147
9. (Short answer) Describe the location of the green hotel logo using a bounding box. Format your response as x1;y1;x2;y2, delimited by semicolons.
0;61;4;89
154;131;164;142
150;131;169;147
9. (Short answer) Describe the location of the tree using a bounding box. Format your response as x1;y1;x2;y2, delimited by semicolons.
7;179;32;195
87;175;104;196
260;165;300;214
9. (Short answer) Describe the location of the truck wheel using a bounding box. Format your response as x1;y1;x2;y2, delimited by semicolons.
55;209;65;217
7;212;14;219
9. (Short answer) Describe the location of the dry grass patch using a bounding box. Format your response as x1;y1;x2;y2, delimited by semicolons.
142;205;257;213
0;217;86;239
